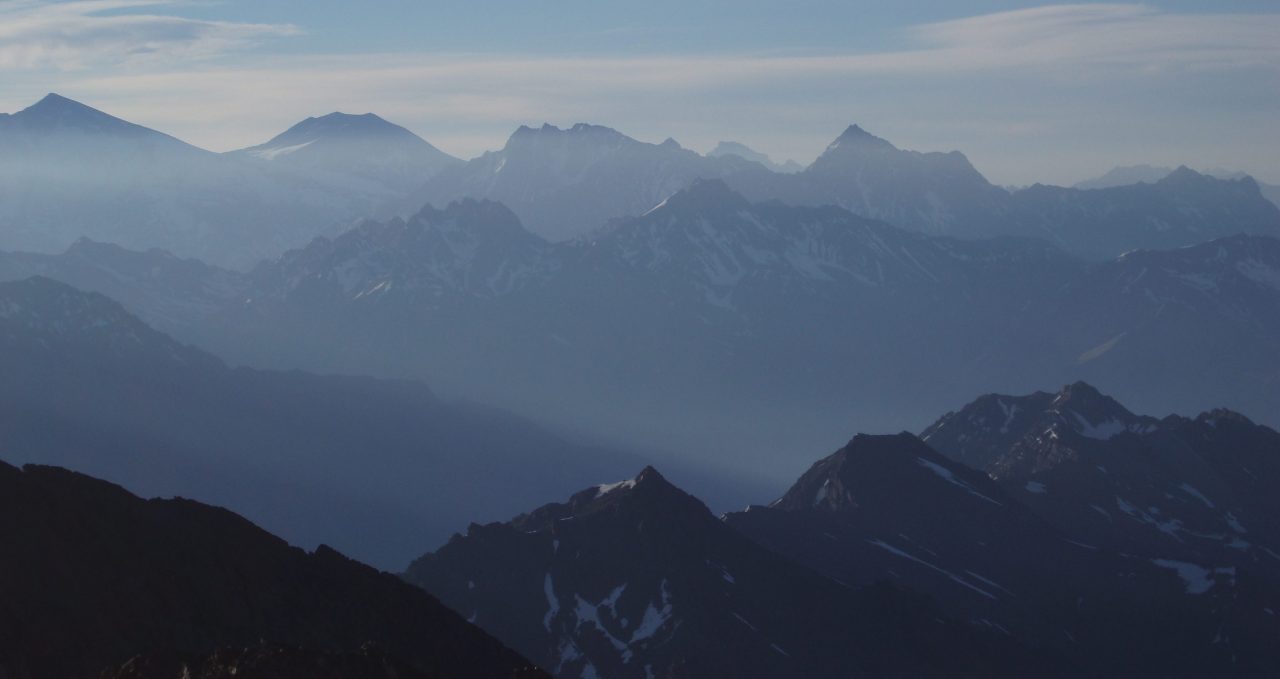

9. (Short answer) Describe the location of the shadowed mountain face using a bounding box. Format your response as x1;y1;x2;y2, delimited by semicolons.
405;466;1055;679
408;392;1280;678
729;434;1280;677
0;459;546;679
0;276;661;569
921;382;1280;564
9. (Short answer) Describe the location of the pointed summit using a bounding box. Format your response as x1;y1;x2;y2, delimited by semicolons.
22;93;101;119
10;93;184;143
498;466;713;536
772;432;1007;513
634;464;666;484
408;456;1015;678
827;124;897;152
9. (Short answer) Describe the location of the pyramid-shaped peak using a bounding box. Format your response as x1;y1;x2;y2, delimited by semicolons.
24;93;98;115
594;465;681;499
828;124;897;152
1051;382;1132;415
10;93;194;149
506;464;711;534
772;432;1003;513
15;94;136;131
633;465;685;491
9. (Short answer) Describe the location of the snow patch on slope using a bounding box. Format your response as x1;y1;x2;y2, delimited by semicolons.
915;458;1003;506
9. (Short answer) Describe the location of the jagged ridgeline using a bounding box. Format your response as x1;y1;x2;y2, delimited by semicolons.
412;384;1280;678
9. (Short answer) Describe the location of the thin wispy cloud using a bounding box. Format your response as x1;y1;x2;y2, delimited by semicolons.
0;0;300;70
909;4;1280;72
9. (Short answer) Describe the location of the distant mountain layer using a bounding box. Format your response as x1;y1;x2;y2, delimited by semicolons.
1075;164;1280;210
7;182;1279;482
229;111;461;194
0;458;545;678
0;94;456;268
2;95;1274;266
400;123;764;241
201;183;1280;476
0;275;660;569
1074;164;1179;189
406;121;1280;256
707;140;803;173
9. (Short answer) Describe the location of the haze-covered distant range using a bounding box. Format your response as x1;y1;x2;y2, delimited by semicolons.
2;93;1279;487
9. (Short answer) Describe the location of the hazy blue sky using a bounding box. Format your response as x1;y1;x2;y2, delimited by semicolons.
2;1;1277;185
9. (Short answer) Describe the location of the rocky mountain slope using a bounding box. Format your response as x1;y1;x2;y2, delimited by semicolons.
0;459;545;678
406;467;1053;678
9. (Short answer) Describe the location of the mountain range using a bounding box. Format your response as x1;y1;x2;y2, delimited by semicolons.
0;275;758;569
399;123;764;241
5;94;1274;271
412;384;1280;678
406;465;1053;678
3;270;1278;677
406;120;1280;256
707;140;803;173
0;95;457;268
4;180;1278;484
1076;164;1280;208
